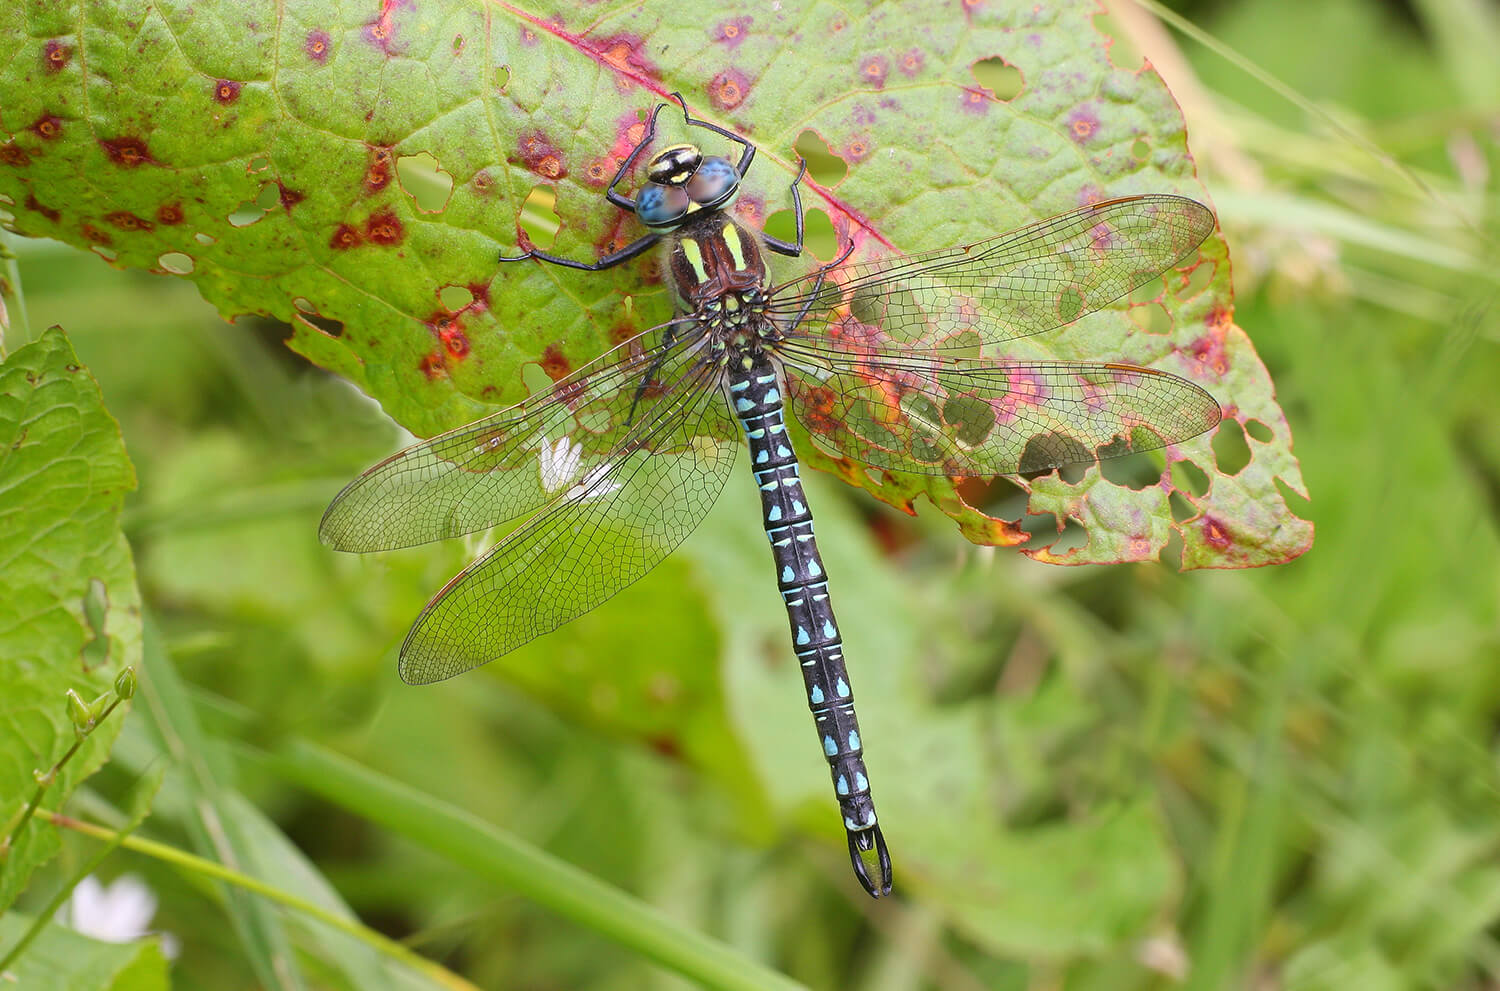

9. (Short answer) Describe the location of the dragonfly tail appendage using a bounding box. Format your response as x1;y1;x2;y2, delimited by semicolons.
849;825;892;898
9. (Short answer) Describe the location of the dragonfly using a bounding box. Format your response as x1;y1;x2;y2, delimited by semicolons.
320;95;1221;898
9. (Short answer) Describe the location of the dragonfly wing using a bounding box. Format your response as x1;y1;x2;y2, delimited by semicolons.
320;319;715;552
398;355;738;684
778;339;1220;477
766;195;1214;350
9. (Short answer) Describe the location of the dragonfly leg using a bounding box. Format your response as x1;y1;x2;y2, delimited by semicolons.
776;238;857;334
848;825;893;898
624;322;684;426
605;100;672;213
498;231;660;271
761;157;807;258
669;91;756;178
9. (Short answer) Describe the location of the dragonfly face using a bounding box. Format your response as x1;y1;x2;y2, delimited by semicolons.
323;93;1222;900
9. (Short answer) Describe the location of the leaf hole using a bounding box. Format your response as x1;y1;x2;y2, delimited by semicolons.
1211;418;1251;475
294;311;345;338
91;245;117;261
971;56;1024;101
517;184;560;250
956;475;1027;517
1128;301;1173;335
1019;432;1092;480
793;129;847;185
1245;418;1273;442
194;232;216;245
227;183;277;227
440;285;474;311
158;251;194;274
764;206;838;260
521;361;554;397
1168;490;1196;522
1180;259;1214;298
1170;458;1209;497
1275;476;1312;516
247;155;271;173
397;152;455;213
1131;138;1150;160
1098;441;1164;490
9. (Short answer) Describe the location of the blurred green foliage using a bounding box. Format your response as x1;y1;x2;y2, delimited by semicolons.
3;0;1499;988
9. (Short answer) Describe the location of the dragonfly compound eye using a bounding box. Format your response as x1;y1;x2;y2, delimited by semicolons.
636;183;691;229
686;156;740;209
646;144;702;186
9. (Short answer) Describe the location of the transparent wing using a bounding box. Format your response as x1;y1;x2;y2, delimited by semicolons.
778;338;1220;476
320;318;720;552
765;194;1214;350
398;355;738;684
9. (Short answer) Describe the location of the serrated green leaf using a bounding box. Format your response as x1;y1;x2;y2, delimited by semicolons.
0;913;168;991
0;327;140;912
0;0;1307;567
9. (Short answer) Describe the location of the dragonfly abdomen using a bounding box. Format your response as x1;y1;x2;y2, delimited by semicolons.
729;349;891;895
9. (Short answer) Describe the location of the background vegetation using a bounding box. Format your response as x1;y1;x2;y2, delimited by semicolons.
2;0;1498;989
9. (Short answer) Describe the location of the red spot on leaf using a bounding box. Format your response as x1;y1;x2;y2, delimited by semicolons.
80;222;112;245
583;156;615;187
0;143;31;167
212;79;242;104
959;87;991;114
733;194;765;229
329;224;364;250
610;322;637;345
429;316;470;358
100;136;154;167
1067;108;1099;142
514;131;566;179
595;211;635;259
797;383;840;436
25;194;60;223
859;55;889;88
105;211;153;232
1190;309;1230;375
419;351;447;379
156;202;185;225
519;27;538;46
471;169;495;195
466;282;490;309
539;345;572;381
709;68;749;110
364;208;404;245
30;115;63;140
844;136;873;163
1202;516;1232;549
898;48;925;77
365;145;394;193
305;30;331;63
713;17;752;48
277;184;305;210
43;40;72;73
363;0;410;54
593;33;653;87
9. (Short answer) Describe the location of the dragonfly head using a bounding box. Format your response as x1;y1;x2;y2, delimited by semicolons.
638;143;741;231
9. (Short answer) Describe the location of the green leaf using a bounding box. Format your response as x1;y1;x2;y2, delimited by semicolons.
0;327;140;911
0;914;168;991
0;0;1306;567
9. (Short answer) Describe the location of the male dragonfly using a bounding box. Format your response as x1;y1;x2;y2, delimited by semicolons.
321;96;1221;897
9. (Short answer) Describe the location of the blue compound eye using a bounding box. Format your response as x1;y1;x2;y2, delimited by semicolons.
686;156;740;208
636;183;690;228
